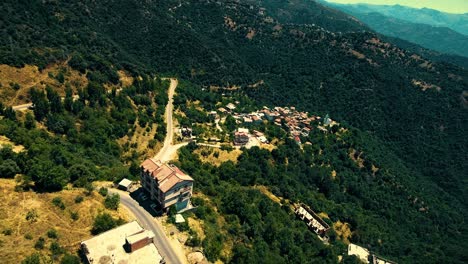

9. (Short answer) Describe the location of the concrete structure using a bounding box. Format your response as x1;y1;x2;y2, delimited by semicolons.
118;178;133;191
348;243;398;264
141;158;194;211
348;243;371;263
81;221;164;264
294;204;330;237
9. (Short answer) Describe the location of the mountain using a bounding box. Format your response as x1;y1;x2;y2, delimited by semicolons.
324;3;468;58
323;2;468;36
1;0;467;263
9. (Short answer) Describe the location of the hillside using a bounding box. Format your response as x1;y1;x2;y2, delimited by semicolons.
325;4;468;58
0;0;467;263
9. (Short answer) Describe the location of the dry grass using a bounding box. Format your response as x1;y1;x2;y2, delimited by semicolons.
349;148;364;168
0;179;130;263
187;217;206;240
333;220;352;244
0;136;25;153
118;122;162;159
0;63;88;106
254;185;282;205
194;147;242;166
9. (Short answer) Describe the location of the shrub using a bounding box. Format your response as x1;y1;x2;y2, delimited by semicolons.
2;228;12;236
24;233;33;240
34;237;45;249
70;211;79;221
92;213;118;235
98;187;108;197
50;241;64;256
52;197;65;210
26;209;38;222
74;196;84;203
47;228;58;239
21;253;42;264
61;254;80;264
104;194;120;210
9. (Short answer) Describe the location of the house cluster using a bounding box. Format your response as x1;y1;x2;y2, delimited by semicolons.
348;243;397;264
294;204;330;241
140;158;194;212
221;105;328;142
81;221;164;264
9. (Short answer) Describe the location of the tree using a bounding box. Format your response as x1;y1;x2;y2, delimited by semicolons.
64;86;73;112
21;253;42;264
92;213;119;235
68;164;93;187
104;193;120;210
29;160;69;192
60;254;80;264
25;112;36;129
30;88;49;121
225;115;237;132
0;159;20;178
46;86;63;113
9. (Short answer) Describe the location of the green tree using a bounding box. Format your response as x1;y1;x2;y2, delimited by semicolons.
21;253;42;264
46;86;63;113
104;193;120;210
25;112;36;129
29;161;68;192
68;164;93;187
60;254;80;264
0;159;20;178
30;88;49;121
92;213;119;235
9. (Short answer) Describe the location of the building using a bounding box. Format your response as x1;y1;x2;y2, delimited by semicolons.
234;128;250;146
226;103;236;111
81;221;164;264
118;178;133;191
141;159;194;211
348;243;398;264
294;204;330;237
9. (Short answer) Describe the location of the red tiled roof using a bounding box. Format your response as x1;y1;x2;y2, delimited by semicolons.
141;159;193;193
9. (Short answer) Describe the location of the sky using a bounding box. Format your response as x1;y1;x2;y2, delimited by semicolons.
325;0;468;14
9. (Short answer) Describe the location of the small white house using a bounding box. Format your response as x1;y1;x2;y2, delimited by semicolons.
118;178;133;191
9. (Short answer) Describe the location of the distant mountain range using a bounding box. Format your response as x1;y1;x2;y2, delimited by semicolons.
323;2;468;58
325;3;468;35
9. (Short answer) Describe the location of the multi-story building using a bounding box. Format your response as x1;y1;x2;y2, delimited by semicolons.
140;158;194;211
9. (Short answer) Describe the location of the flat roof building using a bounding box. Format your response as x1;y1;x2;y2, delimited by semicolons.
81;221;163;264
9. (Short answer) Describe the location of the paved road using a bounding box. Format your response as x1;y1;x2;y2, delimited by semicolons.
154;79;187;162
116;79;185;264
115;191;183;264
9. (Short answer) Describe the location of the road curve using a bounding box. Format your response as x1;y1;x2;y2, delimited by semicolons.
115;191;183;264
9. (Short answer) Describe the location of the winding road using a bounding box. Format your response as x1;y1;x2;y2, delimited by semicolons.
12;78;187;263
154;79;188;162
115;78;186;264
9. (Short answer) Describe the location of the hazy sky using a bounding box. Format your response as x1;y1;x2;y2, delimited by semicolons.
326;0;468;14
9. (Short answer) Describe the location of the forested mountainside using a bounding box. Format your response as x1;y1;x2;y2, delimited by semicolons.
0;0;467;263
324;6;468;58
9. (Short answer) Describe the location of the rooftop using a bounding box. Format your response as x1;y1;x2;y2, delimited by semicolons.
81;221;163;264
141;159;194;193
